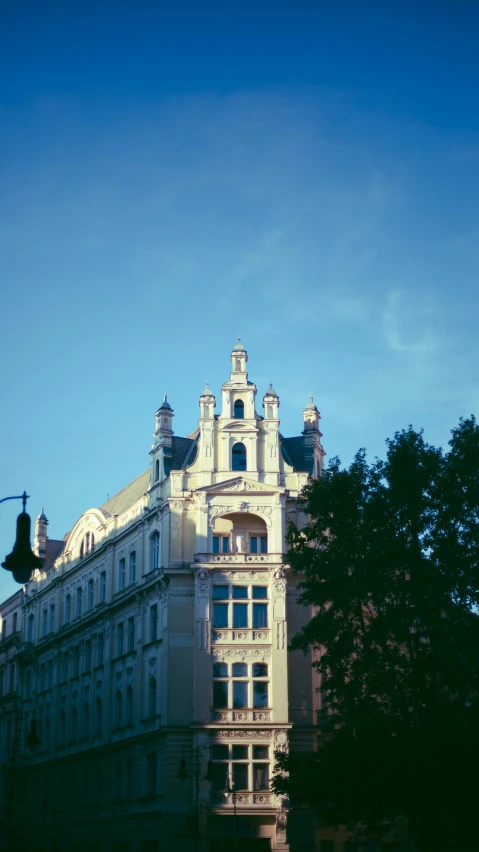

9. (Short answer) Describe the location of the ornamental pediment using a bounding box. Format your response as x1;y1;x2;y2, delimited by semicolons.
222;421;258;431
196;477;283;495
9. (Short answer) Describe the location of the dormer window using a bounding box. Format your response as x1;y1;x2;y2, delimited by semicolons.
232;442;247;471
234;399;244;419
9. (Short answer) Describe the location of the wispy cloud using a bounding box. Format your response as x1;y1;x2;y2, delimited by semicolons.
382;289;442;354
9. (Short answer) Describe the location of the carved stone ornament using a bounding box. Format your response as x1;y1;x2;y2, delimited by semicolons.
273;567;285;580
212;648;271;659
212;730;272;739
196;568;208;581
273;579;287;596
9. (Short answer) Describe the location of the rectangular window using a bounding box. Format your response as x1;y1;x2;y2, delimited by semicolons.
76;588;82;618
84;639;92;671
49;604;55;633
233;763;248;790
100;571;106;603
213;536;220;554
252;586;268;599
129;552;136;585
213;604;228;628
12;612;17;632
9;664;14;692
126;758;133;800
127;616;135;652
213;681;228;708
72;646;80;677
232;586;248;599
260;536;267;553
119;558;126;591
232;681;248;708
117;622;124;657
146;754;157;796
149;605;158;642
211;762;228;792
46;660;53;689
253;603;268;628
222;537;230;554
62;653;69;682
65;594;71;623
253;763;269;791
253;681;268;708
0;669;4;697
42;609;48;636
233;604;248;628
212;586;228;600
39;662;46;691
97;632;104;666
88;579;94;609
250;536;258;553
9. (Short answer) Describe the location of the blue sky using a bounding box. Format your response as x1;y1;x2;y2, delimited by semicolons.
1;0;478;600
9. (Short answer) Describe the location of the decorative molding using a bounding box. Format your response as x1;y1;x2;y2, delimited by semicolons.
212;730;272;739
212;648;271;660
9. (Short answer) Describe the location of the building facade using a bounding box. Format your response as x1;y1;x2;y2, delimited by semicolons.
0;340;326;852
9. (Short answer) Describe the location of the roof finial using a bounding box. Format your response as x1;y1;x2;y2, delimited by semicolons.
233;335;245;351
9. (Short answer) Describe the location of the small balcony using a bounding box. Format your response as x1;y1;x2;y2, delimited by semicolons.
210;790;274;807
211;708;272;723
194;552;282;565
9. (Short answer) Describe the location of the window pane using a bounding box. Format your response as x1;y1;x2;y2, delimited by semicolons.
222;537;230;554
213;663;228;678
252;586;268;599
232;586;248;599
213;604;228;628
232;745;248;760
232;442;247;471
211;745;228;761
253;681;269;708
233;681;248;708
253;603;268;628
211;763;228;792
253;745;269;760
232;663;247;677
233;763;248;790
253;764;269;791
213;682;228;708
250;537;257;553
212;537;220;554
212;586;229;600
260;536;267;553
252;663;268;677
233;399;244;419
233;604;248;628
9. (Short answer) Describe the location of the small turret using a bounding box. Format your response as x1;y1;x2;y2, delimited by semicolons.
231;336;248;377
302;394;325;477
199;381;216;420
34;509;48;564
263;383;279;420
150;394;174;487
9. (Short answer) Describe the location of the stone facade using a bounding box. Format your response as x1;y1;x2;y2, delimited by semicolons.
0;340;326;852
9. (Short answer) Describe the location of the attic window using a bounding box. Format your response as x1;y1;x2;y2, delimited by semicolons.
234;399;244;419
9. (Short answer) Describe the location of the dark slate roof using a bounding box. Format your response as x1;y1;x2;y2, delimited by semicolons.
280;435;313;475
164;436;198;477
43;539;66;570
100;470;150;516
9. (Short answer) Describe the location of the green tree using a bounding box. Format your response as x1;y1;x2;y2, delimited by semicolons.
273;417;479;852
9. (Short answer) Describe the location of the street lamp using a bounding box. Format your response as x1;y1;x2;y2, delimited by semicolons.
1;492;42;584
224;772;238;852
177;738;211;852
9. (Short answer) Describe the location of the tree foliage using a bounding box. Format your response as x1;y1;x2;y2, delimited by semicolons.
272;417;479;851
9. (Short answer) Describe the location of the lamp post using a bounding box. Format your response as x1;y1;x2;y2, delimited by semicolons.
224;772;238;852
1;493;42;584
177;739;211;852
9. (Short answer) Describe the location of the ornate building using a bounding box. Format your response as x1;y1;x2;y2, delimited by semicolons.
0;340;325;852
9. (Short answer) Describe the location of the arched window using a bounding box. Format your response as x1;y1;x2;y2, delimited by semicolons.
129;551;136;585
83;701;90;739
119;558;126;591
234;399;244;419
99;571;106;603
150;532;160;571
91;532;95;550
88;579;94;609
232;442;247;471
126;685;133;725
27;613;34;643
148;677;157;718
155;459;160;482
236;358;241;371
80;539;84;558
95;698;102;736
115;690;122;728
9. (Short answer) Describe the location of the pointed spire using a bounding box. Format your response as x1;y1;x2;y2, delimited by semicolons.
200;380;214;397
265;382;278;398
305;392;317;411
233;335;245;352
159;393;172;411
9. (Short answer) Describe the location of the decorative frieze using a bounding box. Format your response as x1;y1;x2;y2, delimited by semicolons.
212;648;271;660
